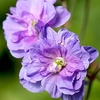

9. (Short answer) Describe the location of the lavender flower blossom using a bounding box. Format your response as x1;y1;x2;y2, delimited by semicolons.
3;0;70;58
19;28;98;100
44;0;57;4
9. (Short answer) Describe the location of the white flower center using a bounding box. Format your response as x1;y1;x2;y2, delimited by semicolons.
32;21;36;26
28;21;37;36
51;57;66;72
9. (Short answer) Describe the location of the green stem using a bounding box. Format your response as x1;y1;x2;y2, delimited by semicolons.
79;0;91;44
85;80;93;100
60;0;67;8
69;0;77;15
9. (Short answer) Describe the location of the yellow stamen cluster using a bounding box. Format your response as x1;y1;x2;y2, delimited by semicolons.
54;57;66;72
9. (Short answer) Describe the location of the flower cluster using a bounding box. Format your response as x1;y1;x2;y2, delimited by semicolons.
3;0;99;100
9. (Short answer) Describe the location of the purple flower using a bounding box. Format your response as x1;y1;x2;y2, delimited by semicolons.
3;0;70;58
19;28;98;100
44;0;57;4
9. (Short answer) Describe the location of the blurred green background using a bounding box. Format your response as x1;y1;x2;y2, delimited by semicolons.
0;0;100;100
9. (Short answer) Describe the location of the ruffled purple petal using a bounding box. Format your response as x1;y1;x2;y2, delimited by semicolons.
50;6;70;27
10;50;25;58
39;25;57;41
61;85;84;100
44;0;56;4
19;67;44;92
57;76;74;91
10;7;16;14
16;0;32;16
57;71;86;95
7;33;38;58
20;79;44;93
3;17;26;39
79;47;90;69
46;27;57;42
56;29;80;51
59;67;74;77
67;56;85;71
40;2;56;24
16;0;44;19
41;74;62;98
83;46;99;63
55;28;73;44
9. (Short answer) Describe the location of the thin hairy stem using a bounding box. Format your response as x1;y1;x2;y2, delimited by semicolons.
85;80;93;100
79;0;91;44
69;0;77;15
60;0;67;8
